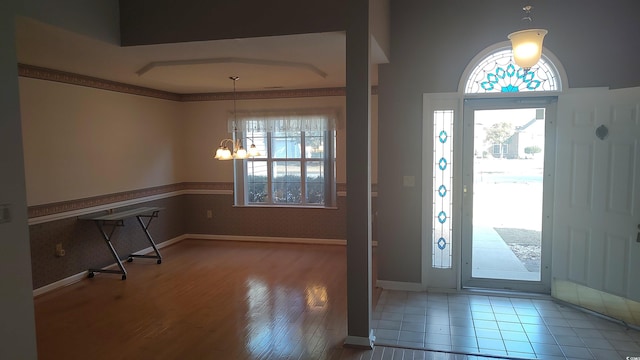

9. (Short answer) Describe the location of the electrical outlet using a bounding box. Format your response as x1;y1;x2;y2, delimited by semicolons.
55;243;66;257
206;210;213;219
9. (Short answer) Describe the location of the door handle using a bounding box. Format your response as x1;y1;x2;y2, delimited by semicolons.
637;224;640;243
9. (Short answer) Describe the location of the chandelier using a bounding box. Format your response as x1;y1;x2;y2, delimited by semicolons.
214;76;259;160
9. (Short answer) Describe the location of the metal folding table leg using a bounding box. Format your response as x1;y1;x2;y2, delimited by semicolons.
88;220;128;280
127;210;163;264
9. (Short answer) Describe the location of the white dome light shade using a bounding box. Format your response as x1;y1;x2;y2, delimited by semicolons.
508;29;547;70
234;146;248;159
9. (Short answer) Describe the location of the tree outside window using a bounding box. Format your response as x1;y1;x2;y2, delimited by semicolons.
485;122;514;158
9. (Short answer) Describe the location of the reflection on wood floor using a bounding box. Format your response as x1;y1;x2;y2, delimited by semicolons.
35;240;348;359
35;240;495;359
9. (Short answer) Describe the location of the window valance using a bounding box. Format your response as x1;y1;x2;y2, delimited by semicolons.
228;109;338;133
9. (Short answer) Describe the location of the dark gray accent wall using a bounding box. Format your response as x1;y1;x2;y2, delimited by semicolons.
30;196;186;289
30;193;381;289
119;0;347;46
185;194;349;240
377;0;640;283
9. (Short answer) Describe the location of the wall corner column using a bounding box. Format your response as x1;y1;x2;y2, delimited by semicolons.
344;0;374;349
0;4;39;359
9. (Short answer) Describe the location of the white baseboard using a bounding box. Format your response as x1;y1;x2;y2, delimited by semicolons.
33;271;88;298
376;280;424;292
186;234;379;247
186;234;348;246
344;330;375;349
33;234;188;297
131;234;187;256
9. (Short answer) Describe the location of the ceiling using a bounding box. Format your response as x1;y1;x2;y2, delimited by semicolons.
16;18;380;94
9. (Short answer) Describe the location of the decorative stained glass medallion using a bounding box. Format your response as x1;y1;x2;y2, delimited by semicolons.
465;49;559;94
433;110;454;269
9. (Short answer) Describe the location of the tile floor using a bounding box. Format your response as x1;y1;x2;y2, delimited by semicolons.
372;290;640;359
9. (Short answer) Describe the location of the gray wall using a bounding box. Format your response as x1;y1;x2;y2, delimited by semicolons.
1;1;121;357
376;0;640;283
119;0;347;46
21;0;120;44
0;1;38;358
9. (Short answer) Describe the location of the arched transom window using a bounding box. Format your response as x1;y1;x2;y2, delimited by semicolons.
465;48;561;94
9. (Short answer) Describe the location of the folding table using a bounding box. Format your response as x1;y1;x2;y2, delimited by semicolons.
79;206;163;280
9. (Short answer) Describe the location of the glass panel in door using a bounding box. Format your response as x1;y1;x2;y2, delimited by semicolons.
471;108;544;281
461;101;554;293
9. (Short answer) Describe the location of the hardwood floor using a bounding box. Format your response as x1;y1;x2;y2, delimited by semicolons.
34;240;378;360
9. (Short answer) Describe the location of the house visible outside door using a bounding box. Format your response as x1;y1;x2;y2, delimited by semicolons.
460;99;555;293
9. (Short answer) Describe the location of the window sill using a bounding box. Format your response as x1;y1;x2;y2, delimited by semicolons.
233;204;338;210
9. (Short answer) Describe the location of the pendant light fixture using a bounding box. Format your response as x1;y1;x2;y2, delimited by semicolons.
508;4;547;72
214;76;259;160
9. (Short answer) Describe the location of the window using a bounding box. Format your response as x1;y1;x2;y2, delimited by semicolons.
492;144;501;155
492;143;508;156
232;110;337;207
433;110;454;269
465;48;560;94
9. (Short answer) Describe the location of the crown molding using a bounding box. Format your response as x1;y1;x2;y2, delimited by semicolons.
18;63;378;101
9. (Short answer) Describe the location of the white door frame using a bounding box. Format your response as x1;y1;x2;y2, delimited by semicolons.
460;97;556;293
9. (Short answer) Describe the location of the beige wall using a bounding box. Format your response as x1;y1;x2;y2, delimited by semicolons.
20;76;379;203
19;78;183;205
18;70;380;292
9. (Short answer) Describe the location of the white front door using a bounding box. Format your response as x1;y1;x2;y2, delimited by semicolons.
553;87;640;301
